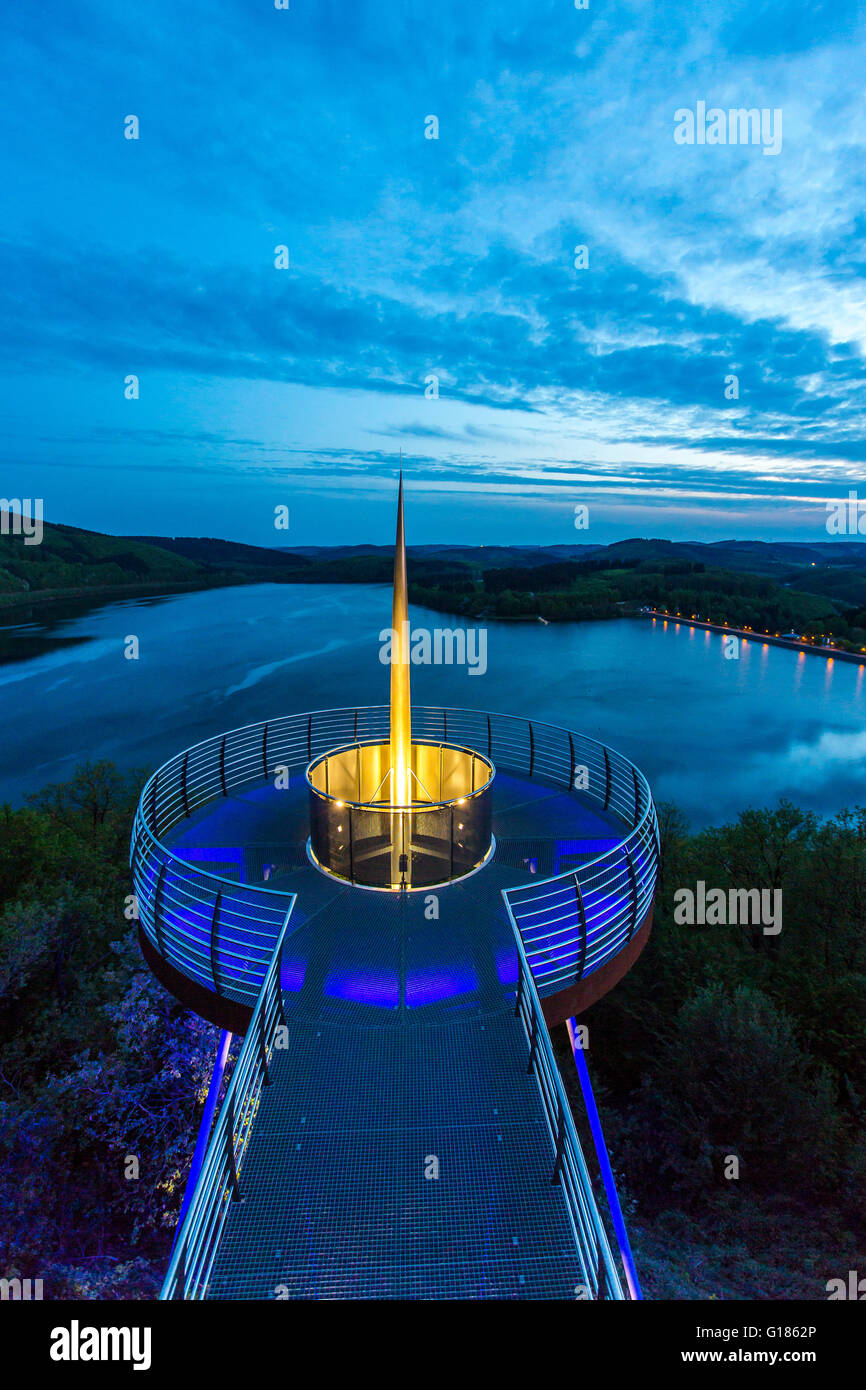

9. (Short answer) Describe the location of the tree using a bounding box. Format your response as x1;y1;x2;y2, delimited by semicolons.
653;984;839;1192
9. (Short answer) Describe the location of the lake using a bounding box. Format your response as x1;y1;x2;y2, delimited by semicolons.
2;582;865;827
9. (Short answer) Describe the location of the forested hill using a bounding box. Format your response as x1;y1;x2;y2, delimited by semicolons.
408;546;866;654
6;518;866;650
0;519;209;602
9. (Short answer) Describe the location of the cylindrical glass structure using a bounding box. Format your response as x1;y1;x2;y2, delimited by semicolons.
306;739;495;889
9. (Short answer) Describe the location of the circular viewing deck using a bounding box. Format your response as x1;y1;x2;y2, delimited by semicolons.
131;706;659;1032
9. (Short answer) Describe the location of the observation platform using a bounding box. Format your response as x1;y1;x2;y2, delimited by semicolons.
160;766;626;1024
131;707;658;1300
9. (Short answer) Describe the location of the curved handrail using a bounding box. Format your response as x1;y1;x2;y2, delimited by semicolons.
131;705;658;1009
503;811;659;995
133;703;654;851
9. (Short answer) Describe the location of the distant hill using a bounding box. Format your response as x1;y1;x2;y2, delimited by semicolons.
279;535;866;585
129;537;604;585
278;542;602;571
602;537;866;575
593;539;866;613
131;534;313;577
6;521;866;642
0;517;209;604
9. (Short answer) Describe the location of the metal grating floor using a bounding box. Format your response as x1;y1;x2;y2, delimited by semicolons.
207;1013;582;1299
176;772;620;1299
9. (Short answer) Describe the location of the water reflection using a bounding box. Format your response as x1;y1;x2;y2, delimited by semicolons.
1;585;865;827
794;650;805;694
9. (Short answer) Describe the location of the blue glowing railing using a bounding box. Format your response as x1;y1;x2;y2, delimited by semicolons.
511;931;625;1299
503;803;659;996
131;705;655;1009
161;918;291;1300
130;820;296;1011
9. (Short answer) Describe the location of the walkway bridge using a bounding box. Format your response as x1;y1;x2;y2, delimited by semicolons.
130;707;658;1300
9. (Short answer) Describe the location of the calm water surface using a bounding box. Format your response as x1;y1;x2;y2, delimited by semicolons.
2;583;865;827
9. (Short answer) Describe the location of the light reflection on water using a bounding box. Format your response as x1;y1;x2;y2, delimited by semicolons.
1;584;865;827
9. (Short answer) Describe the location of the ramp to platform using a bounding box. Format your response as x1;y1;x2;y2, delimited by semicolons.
204;879;585;1299
207;1011;582;1299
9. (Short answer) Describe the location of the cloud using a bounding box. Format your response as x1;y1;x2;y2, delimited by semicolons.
2;0;866;539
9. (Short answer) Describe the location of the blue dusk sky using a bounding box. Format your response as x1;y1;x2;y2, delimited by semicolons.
2;0;865;547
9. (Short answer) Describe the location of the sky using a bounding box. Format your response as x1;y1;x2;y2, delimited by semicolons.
2;0;866;547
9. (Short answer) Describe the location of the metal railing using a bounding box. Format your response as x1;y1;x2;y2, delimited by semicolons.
503;799;659;996
161;916;292;1300
131;705;656;1007
512;931;625;1299
144;707;657;1301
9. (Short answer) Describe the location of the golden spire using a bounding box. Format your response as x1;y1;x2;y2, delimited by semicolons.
389;462;411;812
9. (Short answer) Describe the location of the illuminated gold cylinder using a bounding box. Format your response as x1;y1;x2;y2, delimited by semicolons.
306;740;495;891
